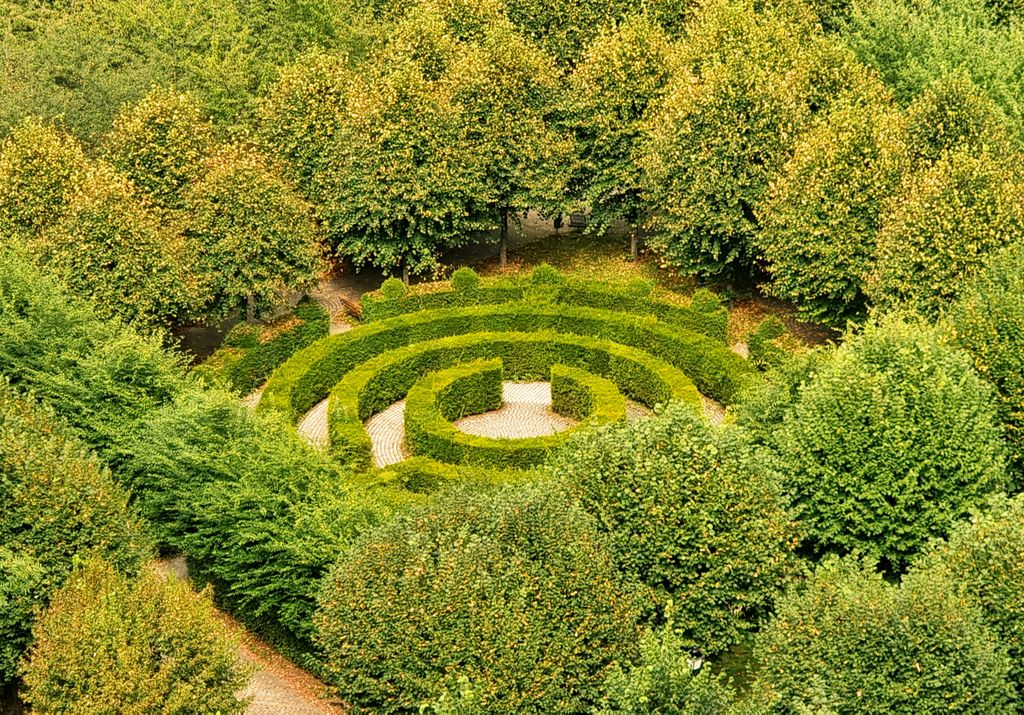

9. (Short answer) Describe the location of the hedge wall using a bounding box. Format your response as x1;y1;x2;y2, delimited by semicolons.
361;275;729;343
326;331;700;470
404;360;628;470
260;304;754;421
195;300;329;394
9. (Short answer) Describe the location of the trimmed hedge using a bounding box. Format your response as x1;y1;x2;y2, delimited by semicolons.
331;331;700;471
368;456;538;495
260;304;753;421
195;300;329;394
361;275;729;343
404;360;629;470
328;331;701;470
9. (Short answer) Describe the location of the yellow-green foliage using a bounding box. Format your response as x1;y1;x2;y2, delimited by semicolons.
0;119;89;239
20;559;250;715
915;493;1024;694
758;91;908;325
751;556;1015;712
34;163;208;325
870;150;1024;316
184;144;324;316
104;87;215;208
642;0;843;277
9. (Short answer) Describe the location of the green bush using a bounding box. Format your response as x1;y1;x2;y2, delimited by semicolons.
0;119;90;239
550;405;799;655
380;276;407;299
769;317;1007;571
195;300;330;394
870;149;1024;317
314;483;640;713
20;559;250;715
0;249;187;465
596;622;737;715
450;266;480;292
0;548;44;685
404;359;628;470
0;383;153;683
329;330;700;470
530;262;564;285
745;316;787;370
750;556;1016;713
361;274;729;343
261;303;752;423
914;493;1024;693
950;244;1024;480
121;388;412;659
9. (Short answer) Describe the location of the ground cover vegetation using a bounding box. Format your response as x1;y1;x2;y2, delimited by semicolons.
3;0;1024;711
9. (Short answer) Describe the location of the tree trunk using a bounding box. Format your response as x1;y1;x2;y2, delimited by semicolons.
499;206;509;270
246;293;256;323
630;226;639;259
402;259;410;285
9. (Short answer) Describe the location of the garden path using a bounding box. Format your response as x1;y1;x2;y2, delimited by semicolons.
154;557;343;715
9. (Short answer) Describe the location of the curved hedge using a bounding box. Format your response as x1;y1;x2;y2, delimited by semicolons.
361;275;729;343
327;331;701;470
260;303;753;421
404;360;628;469
196;300;329;394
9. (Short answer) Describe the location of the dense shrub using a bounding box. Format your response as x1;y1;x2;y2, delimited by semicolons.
596;623;737;715
770;317;1007;570
449;266;479;292
20;559;249;714
750;556;1016;713
0;250;187;463
745;316;787;370
0;548;43;685
550;405;799;655
34;163;208;325
0;384;152;683
757;94;908;325
869;149;1024;317
314;483;639;713
949;244;1024;479
121;388;410;657
905;71;1017;164
915;493;1024;693
195;300;330;394
379;276;408;300
184;144;324;318
0;119;90;240
103;88;214;208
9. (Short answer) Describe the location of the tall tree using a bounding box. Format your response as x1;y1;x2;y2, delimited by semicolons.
567;14;674;257
184;145;325;320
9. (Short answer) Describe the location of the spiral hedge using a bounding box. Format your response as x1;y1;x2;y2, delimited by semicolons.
259;273;756;475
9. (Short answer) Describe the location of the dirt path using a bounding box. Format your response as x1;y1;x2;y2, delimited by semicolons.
154;557;343;715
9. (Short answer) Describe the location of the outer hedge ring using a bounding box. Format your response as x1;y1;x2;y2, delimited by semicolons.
260;303;754;420
326;330;702;470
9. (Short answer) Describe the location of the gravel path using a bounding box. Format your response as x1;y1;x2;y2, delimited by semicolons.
154;558;341;715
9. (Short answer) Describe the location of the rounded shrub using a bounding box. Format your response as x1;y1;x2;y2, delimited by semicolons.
20;559;250;714
771;317;1007;570
314;484;639;714
914;493;1024;694
379;276;408;300
870;150;1024;317
450;266;480;292
949;244;1024;481
530;262;564;285
549;404;799;655
750;556;1015;713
